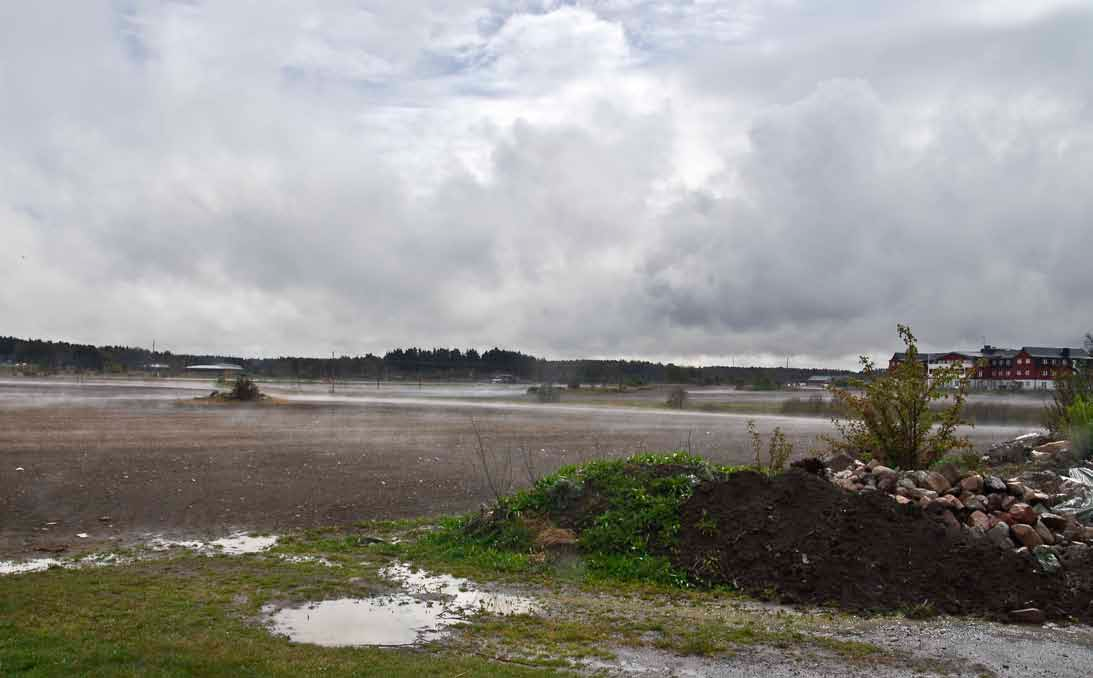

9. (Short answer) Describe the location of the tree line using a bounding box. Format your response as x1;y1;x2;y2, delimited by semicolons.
0;335;851;387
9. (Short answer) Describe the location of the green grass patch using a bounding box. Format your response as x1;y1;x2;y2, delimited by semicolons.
397;452;748;588
0;553;552;677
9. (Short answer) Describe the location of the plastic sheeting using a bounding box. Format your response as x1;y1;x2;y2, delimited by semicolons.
1053;467;1093;524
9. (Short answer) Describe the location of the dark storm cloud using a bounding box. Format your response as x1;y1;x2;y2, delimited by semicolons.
2;1;1091;365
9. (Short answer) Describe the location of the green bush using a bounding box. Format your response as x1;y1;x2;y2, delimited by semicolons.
1044;370;1092;435
1068;396;1093;459
825;325;971;469
229;376;260;401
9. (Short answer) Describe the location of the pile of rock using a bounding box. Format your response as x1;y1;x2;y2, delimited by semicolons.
829;456;1093;567
985;433;1077;467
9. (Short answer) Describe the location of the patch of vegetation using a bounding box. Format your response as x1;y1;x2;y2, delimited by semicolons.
903;600;939;620
1044;368;1092;436
1067;396;1093;459
410;452;745;587
0;553;544;677
825;324;972;469
230;375;261;401
747;419;793;474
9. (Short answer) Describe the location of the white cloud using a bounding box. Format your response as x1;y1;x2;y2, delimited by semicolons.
2;1;1092;367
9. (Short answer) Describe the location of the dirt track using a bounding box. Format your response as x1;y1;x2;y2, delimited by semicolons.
0;380;1030;556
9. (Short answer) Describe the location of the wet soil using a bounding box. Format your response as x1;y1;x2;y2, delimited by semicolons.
677;470;1093;621
0;379;1028;557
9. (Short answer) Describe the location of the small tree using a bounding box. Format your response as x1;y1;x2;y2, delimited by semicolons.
824;325;971;469
1044;369;1092;436
230;375;260;401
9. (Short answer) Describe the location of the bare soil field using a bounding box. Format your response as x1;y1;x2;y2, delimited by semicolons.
0;379;1031;557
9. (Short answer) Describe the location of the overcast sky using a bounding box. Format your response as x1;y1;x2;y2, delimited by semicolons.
3;1;1092;368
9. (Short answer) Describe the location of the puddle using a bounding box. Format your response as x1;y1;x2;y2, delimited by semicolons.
267;562;538;647
151;533;277;555
209;534;278;554
2;533;277;577
0;552;132;576
0;558;63;575
279;554;338;567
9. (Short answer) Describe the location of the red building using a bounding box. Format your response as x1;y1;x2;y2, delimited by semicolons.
890;345;1090;390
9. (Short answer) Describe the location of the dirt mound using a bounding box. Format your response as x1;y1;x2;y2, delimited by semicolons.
676;469;1093;621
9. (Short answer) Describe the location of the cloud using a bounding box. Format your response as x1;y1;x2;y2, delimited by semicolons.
2;1;1092;366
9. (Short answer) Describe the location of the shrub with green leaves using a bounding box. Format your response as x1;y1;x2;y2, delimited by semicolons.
825;324;971;469
229;375;260;401
1068;396;1093;459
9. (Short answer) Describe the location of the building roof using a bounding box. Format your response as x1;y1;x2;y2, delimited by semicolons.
185;363;244;371
1020;347;1090;359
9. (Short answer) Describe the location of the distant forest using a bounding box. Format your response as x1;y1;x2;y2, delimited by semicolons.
0;336;853;388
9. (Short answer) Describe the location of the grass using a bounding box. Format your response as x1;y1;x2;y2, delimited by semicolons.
0;517;967;676
405;452;748;588
0;552;550;677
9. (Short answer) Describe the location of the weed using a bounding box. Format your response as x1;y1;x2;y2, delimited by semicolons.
903;600;939;620
747;420;793;474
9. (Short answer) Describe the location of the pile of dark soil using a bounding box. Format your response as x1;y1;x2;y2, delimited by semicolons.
676;469;1093;621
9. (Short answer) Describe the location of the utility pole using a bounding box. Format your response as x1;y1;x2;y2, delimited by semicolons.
330;351;335;394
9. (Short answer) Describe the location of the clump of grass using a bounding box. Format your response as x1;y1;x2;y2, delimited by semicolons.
903;600;939;620
410;452;746;587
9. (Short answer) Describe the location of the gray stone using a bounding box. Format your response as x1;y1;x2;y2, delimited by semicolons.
937;463;962;486
872;465;897;478
963;495;987;512
924;471;950;494
987;522;1012;548
984;475;1007;493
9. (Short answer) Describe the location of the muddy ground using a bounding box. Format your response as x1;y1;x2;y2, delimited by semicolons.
0;378;1030;557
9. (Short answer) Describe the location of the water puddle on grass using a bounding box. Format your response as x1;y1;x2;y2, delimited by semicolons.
151;533;277;555
0;552;131;576
1;533;274;577
0;558;62;575
267;563;538;647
